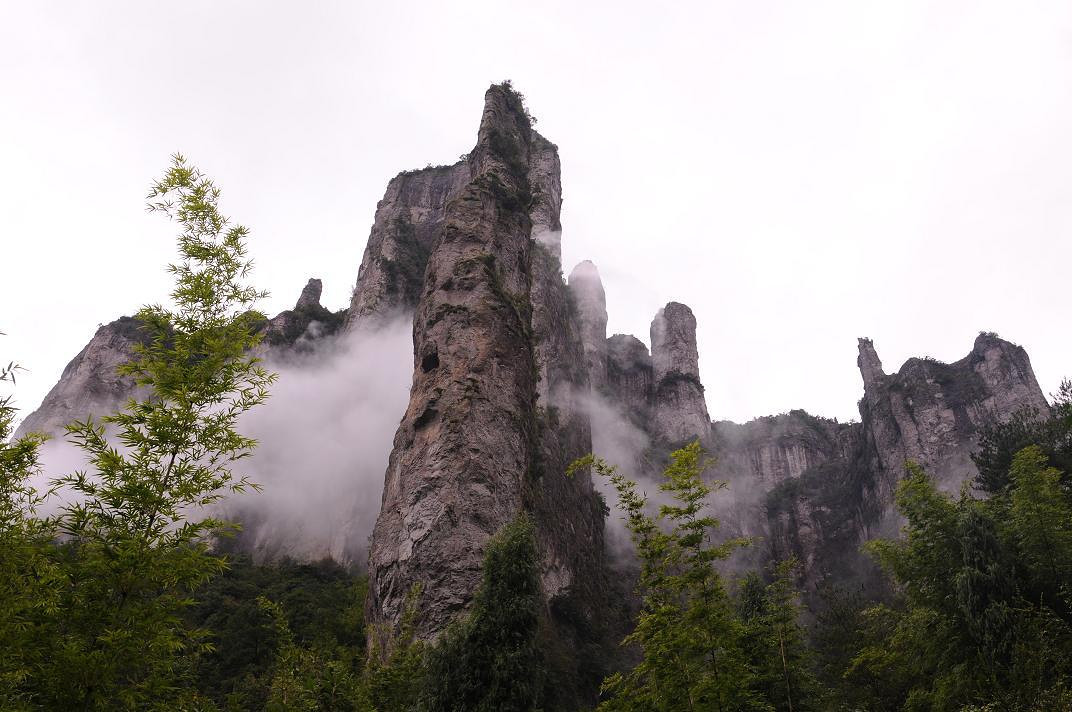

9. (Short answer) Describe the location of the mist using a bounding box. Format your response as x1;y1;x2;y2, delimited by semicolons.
226;318;414;565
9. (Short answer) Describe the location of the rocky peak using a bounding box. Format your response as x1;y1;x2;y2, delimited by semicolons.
365;83;604;641
649;302;711;443
295;278;323;310
567;261;608;389
651;302;701;382
857;337;885;388
14;317;147;438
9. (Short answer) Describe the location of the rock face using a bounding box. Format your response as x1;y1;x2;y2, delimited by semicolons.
858;333;1050;496
16;280;347;438
14;318;148;438
603;334;654;421
567;261;608;391
263;278;347;352
761;334;1050;586
365;85;605;638
650;302;711;444
346;162;471;328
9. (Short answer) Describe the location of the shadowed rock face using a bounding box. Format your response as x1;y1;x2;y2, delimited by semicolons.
365;85;605;638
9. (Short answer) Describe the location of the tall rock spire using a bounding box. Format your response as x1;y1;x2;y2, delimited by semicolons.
366;84;604;639
857;337;885;388
649;302;711;443
567;260;608;390
294;278;323;310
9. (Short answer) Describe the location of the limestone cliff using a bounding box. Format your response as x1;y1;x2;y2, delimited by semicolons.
650;302;712;444
762;333;1050;586
15;279;346;439
364;84;605;638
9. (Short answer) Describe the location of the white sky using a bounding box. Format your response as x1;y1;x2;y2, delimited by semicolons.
2;1;1070;425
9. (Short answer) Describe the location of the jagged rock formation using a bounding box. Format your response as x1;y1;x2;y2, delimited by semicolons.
16;279;346;440
857;333;1050;496
761;334;1050;585
14;317;149;438
604;334;654;424
263;277;347;352
364;85;605;639
16;83;1056;636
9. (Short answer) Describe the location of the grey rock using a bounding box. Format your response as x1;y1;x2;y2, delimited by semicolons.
365;84;605;639
295;277;323;310
14;317;147;438
649;302;711;443
567;261;608;390
346;162;471;329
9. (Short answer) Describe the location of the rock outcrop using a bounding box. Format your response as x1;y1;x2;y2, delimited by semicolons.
762;333;1050;587
16;279;347;438
263;278;347;352
14;317;148;438
346;162;470;328
567;261;608;391
858;333;1050;496
650;302;711;444
604;334;654;423
364;84;605;639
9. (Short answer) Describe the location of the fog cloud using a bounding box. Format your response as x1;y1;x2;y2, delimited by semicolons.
228;319;413;565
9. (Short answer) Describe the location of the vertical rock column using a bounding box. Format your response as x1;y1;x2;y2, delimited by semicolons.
366;85;604;638
649;302;712;443
567;260;609;390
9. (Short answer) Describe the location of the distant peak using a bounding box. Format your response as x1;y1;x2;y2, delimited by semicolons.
295;278;323;310
857;337;885;386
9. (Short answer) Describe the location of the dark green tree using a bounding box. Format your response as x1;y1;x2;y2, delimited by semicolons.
0;354;62;711
737;560;825;711
420;515;545;712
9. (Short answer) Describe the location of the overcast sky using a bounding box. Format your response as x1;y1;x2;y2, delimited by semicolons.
2;0;1070;426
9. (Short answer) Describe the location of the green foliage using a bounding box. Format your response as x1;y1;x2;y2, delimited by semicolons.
845;451;1072;710
420;515;545;712
185;556;366;709
2;155;277;710
737;560;825;711
973;380;1072;494
0;354;62;711
575;442;765;711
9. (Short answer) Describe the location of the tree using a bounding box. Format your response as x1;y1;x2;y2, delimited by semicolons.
0;353;62;711
573;441;762;711
737;560;825;711
420;515;545;712
851;457;1072;710
23;155;276;709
